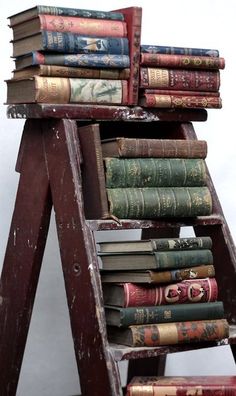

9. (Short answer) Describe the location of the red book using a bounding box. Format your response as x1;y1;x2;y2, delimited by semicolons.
102;278;218;307
140;68;220;92
127;376;236;396
139;93;222;109
113;7;142;104
143;89;220;97
140;53;225;69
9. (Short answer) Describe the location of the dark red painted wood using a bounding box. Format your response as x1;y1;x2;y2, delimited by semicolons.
6;104;208;122
0;120;52;395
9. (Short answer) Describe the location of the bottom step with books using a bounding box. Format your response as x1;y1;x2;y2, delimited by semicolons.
0;108;235;396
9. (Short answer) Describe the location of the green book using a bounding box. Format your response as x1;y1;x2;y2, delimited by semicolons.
107;187;212;218
104;158;207;187
98;249;213;271
104;301;224;327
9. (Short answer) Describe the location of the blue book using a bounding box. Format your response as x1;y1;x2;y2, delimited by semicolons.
141;44;219;57
15;52;130;69
13;31;129;58
9;5;124;26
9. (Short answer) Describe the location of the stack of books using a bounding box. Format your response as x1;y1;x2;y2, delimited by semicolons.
126;376;236;395
138;44;225;109
6;5;142;105
97;236;229;347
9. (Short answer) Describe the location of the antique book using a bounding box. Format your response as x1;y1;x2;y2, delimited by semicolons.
141;44;219;57
98;249;213;271
12;65;130;80
102;278;218;307
12;32;130;58
105;301;224;327
101;265;216;284
11;14;127;41
113;7;142;104
6;77;128;105
140;68;220;92
127;376;236;395
139;93;222;109
14;52;130;70
104;158;207;187
101;137;208;158
140;53;225;69
106;187;212;218
97;236;212;253
107;318;229;347
8;6;125;26
143;89;220;97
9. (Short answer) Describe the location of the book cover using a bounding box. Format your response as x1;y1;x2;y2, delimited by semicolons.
107;318;229;347
6;77;128;105
12;65;130;80
8;6;125;26
140;53;225;69
12;14;128;41
140;68;220;92
101;265;216;284
104;158;207;187
102;278;218;307
98;249;213;271
97;236;212;253
139;93;222;109
140;44;219;57
105;301;224;327
101;138;208;158
127;376;236;396
12;32;131;60
113;7;142;104
142;89;220;97
106;187;212;218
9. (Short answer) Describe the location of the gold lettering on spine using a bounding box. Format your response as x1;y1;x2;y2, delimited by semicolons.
148;68;169;88
130;385;153;395
158;323;178;344
154;95;172;107
36;77;70;103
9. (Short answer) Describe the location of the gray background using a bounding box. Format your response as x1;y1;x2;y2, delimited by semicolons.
0;0;236;395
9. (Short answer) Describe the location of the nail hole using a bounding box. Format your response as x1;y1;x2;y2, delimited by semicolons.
73;263;81;275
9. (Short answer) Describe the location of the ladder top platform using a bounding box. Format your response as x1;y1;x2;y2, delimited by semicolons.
7;104;208;122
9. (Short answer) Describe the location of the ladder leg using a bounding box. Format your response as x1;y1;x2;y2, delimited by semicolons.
43;119;122;396
0;120;52;396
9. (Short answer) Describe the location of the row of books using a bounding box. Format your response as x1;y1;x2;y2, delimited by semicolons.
97;236;229;347
78;124;212;220
5;5;225;109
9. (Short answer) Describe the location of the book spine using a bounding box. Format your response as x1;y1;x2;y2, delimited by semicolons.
112;302;224;327
140;53;225;69
140;45;219;57
34;76;128;104
151;236;212;250
104;158;207;187
102;138;208;158
140;68;220;92
122;278;217;307
143;89;220;97
13;65;130;79
39;14;127;37
150;264;215;284
37;6;125;20
130;319;229;347
40;31;129;54
106;187;212;218
141;94;222;109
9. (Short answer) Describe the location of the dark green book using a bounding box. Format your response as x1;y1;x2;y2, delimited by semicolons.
98;249;213;270
107;187;212;218
104;158;207;188
104;301;224;327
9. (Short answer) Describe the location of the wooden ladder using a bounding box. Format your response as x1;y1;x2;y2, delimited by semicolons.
0;104;235;396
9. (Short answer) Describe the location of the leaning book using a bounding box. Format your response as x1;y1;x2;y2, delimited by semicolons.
126;376;236;396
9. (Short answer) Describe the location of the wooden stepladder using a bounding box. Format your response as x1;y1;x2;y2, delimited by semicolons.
0;104;236;396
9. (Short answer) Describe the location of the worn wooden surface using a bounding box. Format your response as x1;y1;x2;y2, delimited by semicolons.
7;104;208;122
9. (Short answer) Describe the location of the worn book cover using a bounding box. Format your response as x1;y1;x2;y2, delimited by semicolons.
141;44;219;57
127;376;236;396
102;278;218;307
139;93;222;109
140;53;225;69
